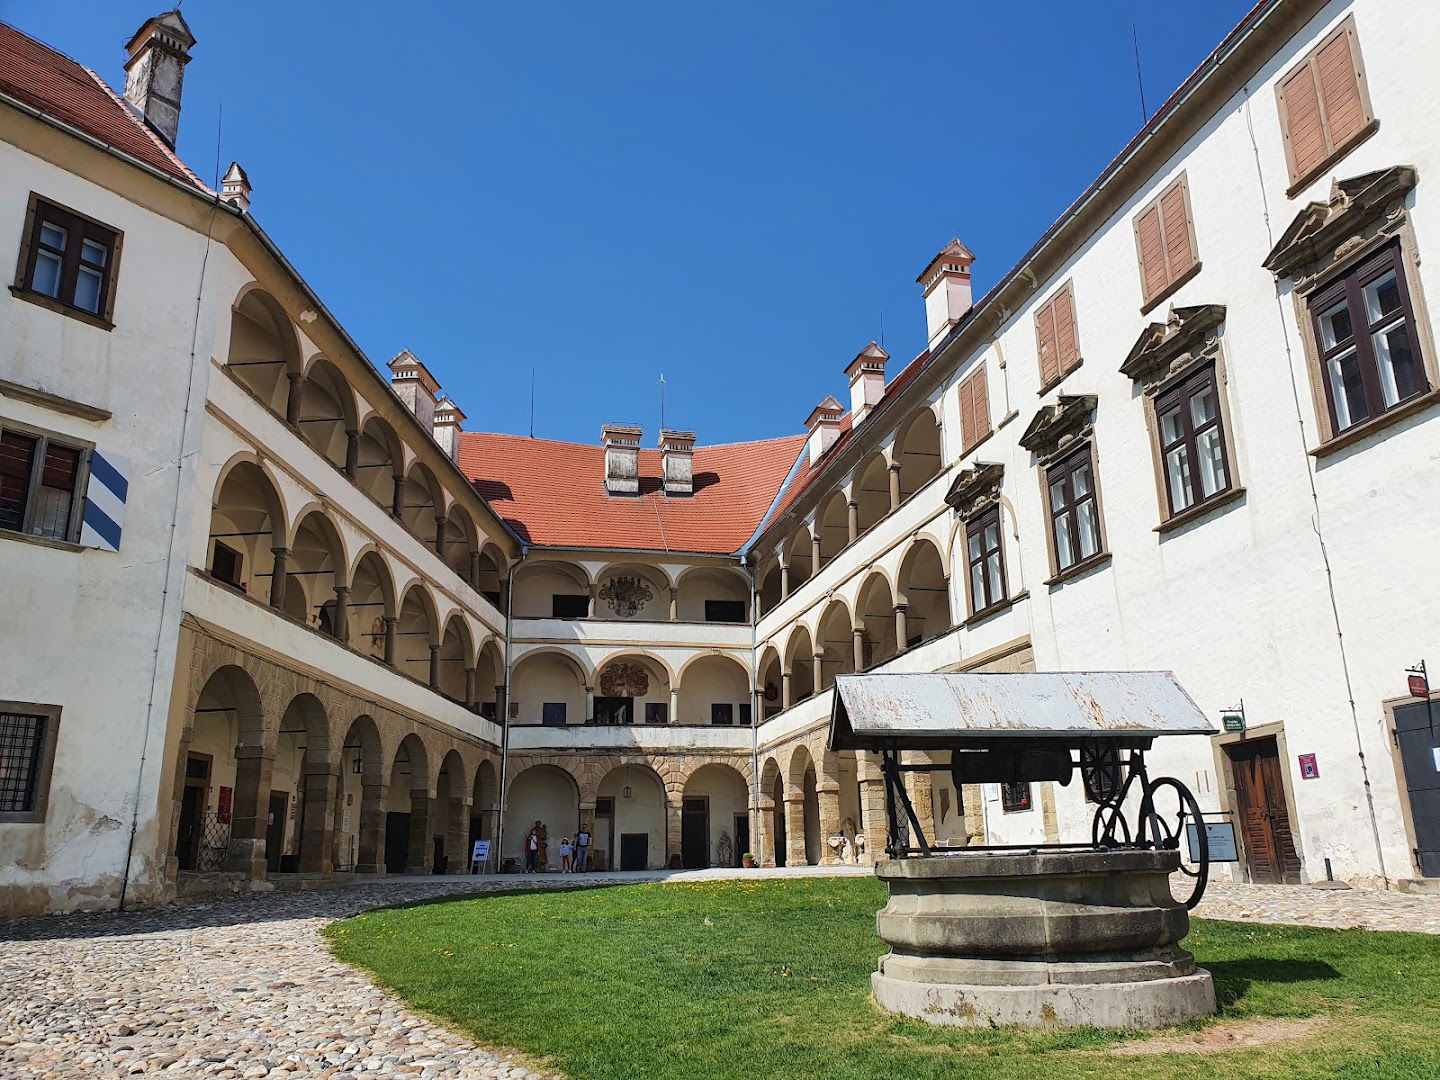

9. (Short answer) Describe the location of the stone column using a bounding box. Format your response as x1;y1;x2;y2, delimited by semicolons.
406;790;432;874
390;474;405;519
332;585;350;644
903;751;935;845
847;500;859;544
356;777;386;873
584;685;595;723
428;642;442;690
860;763;888;863
818;782;842;864
962;782;987;846
668;587;678;621
669;687;680;725
382;616;397;666
1040;782;1060;843
343;428;359;480
284;370;304;428
812;652;824;695
298;764;339;876
888;462;902;511
784;794;809;866
434;514;447;558
588;582;599;618
268;547;290;609
330;777;349;871
446;795;471;873
755;794;775;867
464;666;477;710
811;533;823;574
468;550;481;591
779;562;790;600
894;604;909;652
853;627;866;672
225;744;276;878
781;669;793;711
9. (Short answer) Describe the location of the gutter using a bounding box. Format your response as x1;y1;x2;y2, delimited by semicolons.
495;546;523;867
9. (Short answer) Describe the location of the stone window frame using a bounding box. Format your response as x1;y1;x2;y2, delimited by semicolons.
1019;396;1112;586
1000;781;1032;814
944;461;1019;623
1120;305;1246;531
1264;167;1440;455
10;192;124;332
0;701;62;824
0;415;95;547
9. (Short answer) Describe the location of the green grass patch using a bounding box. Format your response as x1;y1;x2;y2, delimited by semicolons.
325;878;1440;1080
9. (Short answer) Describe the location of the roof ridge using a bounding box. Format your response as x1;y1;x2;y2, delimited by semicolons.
461;430;805;450
83;65;211;192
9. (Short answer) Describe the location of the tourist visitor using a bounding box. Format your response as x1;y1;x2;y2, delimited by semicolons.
524;829;539;873
576;825;591;872
559;837;573;873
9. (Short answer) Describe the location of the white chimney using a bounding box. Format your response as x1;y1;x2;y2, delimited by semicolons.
602;423;642;495
123;10;196;149
805;395;844;465
433;396;467;463
659;430;697;497
387;350;440;428
845;342;888;426
220;161;251;212
917;238;974;347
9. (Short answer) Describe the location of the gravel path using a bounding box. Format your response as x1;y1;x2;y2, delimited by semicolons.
1;867;1436;1079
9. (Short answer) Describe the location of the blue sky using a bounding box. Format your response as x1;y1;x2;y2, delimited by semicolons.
11;1;1255;446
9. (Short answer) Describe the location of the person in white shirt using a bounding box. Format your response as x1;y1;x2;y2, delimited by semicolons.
575;826;591;872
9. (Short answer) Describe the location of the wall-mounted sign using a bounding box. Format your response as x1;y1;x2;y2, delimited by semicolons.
1298;752;1320;779
1222;713;1245;734
1186;821;1239;862
216;785;233;825
1409;673;1430;698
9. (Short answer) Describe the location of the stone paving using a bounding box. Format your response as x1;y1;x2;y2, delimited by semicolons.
0;866;1436;1079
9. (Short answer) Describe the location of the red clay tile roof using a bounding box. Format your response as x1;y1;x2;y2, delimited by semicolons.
459;432;806;554
0;21;209;191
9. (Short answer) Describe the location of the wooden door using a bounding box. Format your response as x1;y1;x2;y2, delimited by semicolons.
265;793;288;873
619;832;648;871
1228;738;1301;883
1394;700;1440;876
681;797;709;869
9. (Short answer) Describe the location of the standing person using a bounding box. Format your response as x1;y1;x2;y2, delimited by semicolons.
559;837;573;873
575;823;591;872
524;828;539;873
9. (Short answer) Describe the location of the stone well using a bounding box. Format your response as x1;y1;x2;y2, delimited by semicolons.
872;849;1215;1029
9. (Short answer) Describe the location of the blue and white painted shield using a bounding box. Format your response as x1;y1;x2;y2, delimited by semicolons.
80;448;128;552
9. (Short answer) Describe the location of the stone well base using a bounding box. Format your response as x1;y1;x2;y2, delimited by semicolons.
873;969;1215;1029
871;849;1215;1029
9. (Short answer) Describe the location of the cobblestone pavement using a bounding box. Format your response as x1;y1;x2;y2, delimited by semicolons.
0;866;1435;1079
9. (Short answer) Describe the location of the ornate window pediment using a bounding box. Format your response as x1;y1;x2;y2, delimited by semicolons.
1119;304;1226;391
944;461;1004;519
1018;395;1097;460
1264;166;1416;286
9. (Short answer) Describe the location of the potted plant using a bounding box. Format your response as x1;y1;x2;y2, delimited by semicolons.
742;852;756;869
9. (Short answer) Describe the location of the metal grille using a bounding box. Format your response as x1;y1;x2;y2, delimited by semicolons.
193;811;232;872
0;712;46;813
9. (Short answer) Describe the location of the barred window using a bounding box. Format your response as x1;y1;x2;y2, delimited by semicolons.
0;706;59;821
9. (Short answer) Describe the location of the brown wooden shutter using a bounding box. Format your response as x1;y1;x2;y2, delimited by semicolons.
1052;286;1079;376
1278;63;1327;181
1315;27;1366;148
1159;179;1194;281
958;376;974;451
967;367;990;444
1134;203;1168;304
1035;297;1059;388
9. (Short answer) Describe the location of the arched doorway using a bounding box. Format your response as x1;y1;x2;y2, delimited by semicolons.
384;733;430;875
507;763;579;871
433;750;469;874
681;763;750;868
761;757;785;868
597;763;667;870
335;714;382;873
470;759;499;870
270;693;333;876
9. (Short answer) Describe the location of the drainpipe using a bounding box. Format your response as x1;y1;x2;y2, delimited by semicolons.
744;554;761;859
495;547;523;868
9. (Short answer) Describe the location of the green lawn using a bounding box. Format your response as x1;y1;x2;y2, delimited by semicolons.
325;878;1440;1080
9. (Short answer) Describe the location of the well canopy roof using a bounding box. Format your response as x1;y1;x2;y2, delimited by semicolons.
828;671;1214;751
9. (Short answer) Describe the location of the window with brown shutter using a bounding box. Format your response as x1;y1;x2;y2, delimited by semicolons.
1033;282;1080;391
958;365;991;452
1133;174;1200;312
1276;16;1374;192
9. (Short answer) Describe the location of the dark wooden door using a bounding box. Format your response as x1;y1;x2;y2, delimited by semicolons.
619;832;648;870
681;797;709;869
1394;700;1440;876
1228;738;1301;883
733;814;750;868
177;783;203;872
384;811;410;875
265;793;288;873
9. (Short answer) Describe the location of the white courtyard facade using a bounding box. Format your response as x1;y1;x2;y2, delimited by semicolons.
2;0;1440;917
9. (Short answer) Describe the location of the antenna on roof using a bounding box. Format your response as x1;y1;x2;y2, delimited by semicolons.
1132;21;1149;123
529;367;535;438
659;372;666;431
879;311;886;349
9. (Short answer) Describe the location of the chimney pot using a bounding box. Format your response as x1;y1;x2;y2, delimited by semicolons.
844;342;888;426
221;161;251;212
433;396;467;463
804;396;844;465
659;429;697;497
123;9;196;149
601;423;643;495
917;238;974;347
387;350;440;428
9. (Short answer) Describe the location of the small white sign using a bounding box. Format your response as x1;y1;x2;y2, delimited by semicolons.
471;839;491;864
1432;746;1440;772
